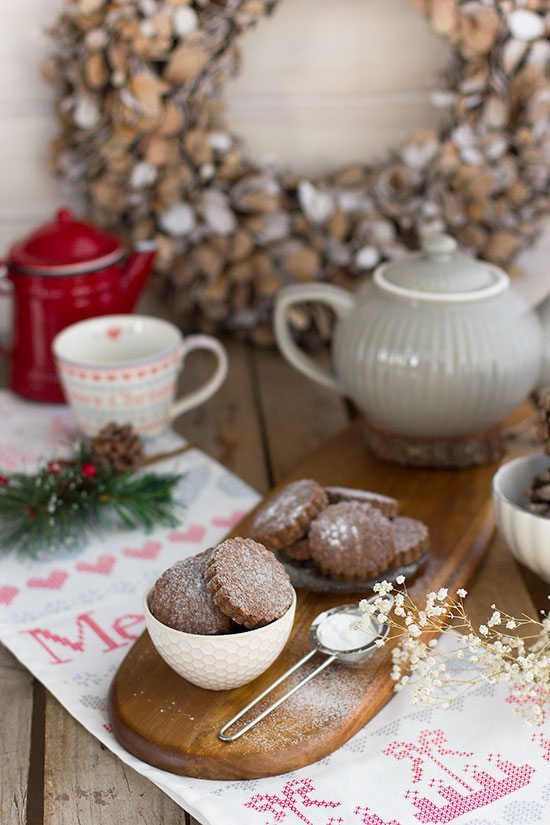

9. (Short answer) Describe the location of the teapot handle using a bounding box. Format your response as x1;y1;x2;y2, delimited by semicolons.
0;261;12;359
0;260;9;295
274;283;354;393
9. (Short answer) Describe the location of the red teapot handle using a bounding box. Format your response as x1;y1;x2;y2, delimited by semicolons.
0;259;10;295
0;260;12;358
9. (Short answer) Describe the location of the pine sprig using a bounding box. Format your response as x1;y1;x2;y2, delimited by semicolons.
0;442;184;558
95;470;183;531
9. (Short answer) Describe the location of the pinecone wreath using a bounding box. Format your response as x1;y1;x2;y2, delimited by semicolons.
536;390;550;455
89;423;145;474
526;392;550;517
46;0;550;346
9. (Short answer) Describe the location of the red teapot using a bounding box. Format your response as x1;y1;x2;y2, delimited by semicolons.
0;209;155;402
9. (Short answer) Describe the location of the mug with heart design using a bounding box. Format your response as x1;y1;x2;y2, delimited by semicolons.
53;315;228;437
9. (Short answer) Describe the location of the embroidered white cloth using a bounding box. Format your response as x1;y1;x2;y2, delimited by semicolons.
0;391;548;825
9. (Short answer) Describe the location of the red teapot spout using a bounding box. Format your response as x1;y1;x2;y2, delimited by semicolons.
119;243;156;310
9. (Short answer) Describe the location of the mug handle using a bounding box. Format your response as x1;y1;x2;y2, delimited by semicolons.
170;335;228;420
274;283;354;392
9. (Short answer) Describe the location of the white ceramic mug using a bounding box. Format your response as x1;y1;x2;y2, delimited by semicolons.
52;315;228;437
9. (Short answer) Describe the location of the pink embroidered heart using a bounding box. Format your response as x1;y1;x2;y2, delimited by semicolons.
122;541;162;560
0;586;19;606
27;570;68;590
168;524;206;544
75;555;116;576
211;511;246;530
106;327;121;340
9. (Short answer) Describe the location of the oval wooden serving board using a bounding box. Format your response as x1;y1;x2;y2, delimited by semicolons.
109;419;498;780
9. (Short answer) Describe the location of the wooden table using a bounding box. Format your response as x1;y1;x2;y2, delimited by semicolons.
1;316;547;825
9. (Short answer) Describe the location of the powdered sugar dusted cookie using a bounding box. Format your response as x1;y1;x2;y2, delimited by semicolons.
281;537;311;561
392;517;430;565
149;550;232;634
309;501;395;581
250;479;327;550
205;537;294;628
324;486;399;518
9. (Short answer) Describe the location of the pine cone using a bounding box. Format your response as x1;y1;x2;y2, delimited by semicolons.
89;423;144;474
537;389;550;455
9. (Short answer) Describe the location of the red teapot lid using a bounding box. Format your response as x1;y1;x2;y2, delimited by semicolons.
9;209;124;275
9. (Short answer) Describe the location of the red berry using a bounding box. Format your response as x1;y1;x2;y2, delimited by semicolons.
81;463;97;479
47;460;62;475
0;475;8;486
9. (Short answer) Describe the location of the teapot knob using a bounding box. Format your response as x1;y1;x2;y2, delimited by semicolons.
422;233;457;262
56;208;74;224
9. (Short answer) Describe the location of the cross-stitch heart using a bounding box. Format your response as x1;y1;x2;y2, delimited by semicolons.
27;570;68;590
211;510;246;529
0;586;19;606
122;541;162;560
106;327;121;340
168;525;206;543
75;555;116;576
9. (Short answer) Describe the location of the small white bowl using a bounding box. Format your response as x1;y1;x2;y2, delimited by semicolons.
492;453;550;582
144;587;297;690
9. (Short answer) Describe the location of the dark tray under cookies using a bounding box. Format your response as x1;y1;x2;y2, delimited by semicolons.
108;418;501;780
276;550;429;593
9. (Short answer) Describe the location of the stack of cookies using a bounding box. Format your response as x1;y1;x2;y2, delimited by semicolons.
149;537;294;634
250;479;429;584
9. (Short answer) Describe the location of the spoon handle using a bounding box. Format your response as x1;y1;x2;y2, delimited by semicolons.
218;650;337;742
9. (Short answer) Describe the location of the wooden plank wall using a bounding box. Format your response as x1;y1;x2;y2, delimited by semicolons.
0;0;548;294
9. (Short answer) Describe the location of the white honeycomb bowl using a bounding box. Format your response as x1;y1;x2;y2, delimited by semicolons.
144;586;296;690
492;453;550;583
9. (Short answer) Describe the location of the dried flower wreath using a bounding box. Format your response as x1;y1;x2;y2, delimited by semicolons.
46;0;549;345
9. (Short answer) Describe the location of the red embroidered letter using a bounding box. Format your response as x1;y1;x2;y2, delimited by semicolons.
112;613;144;641
22;611;128;665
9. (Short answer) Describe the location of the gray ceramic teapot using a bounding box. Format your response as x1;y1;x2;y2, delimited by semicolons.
275;234;549;439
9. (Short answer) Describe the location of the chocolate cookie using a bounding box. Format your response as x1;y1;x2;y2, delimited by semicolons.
205;537;294;628
250;479;328;550
309;501;395;581
149;550;232;635
392;517;430;565
281;537;311;561
324;486;399;518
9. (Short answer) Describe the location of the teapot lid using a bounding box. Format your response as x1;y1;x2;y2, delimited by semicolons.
374;233;509;302
9;209;124;275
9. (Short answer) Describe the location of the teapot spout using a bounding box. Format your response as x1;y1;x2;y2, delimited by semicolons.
119;243;156;310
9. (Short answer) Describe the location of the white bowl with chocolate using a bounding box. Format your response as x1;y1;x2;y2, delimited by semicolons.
145;538;296;690
493;454;550;583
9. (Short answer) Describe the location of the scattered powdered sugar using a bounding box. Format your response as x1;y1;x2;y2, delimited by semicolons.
235;657;369;753
317;612;375;652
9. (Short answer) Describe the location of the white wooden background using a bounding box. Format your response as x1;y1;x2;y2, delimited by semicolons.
0;0;547;306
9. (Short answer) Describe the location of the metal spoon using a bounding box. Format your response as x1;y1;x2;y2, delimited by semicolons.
218;599;388;742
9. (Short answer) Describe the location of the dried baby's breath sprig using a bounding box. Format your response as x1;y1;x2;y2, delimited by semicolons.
358;579;550;724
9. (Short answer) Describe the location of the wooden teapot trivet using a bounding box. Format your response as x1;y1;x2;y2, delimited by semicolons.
108;417;505;779
363;418;505;469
